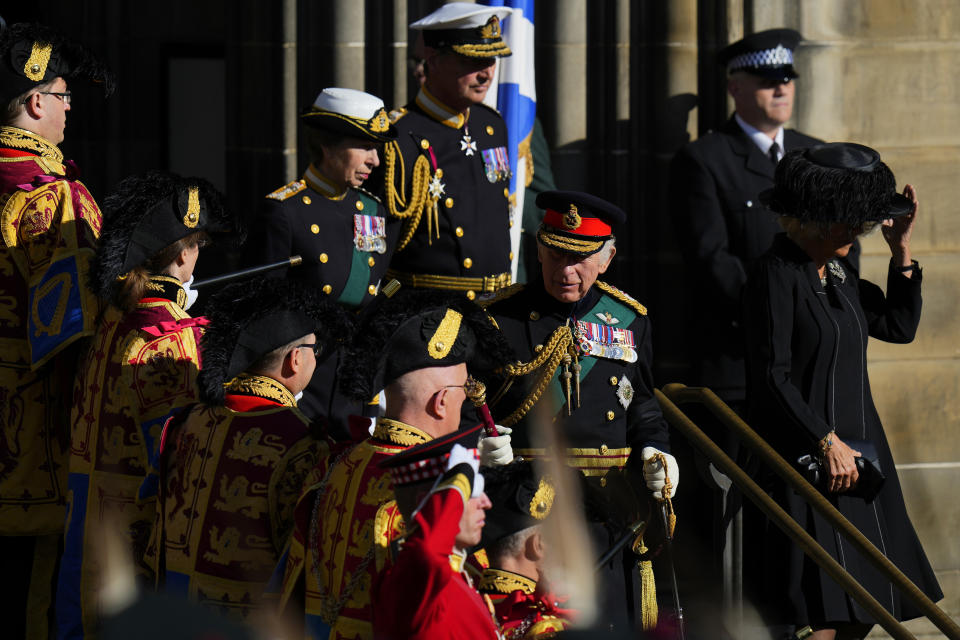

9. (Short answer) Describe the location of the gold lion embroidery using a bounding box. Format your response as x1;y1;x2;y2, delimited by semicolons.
203;526;275;570
225;428;286;467
100;425;145;468
213;475;268;519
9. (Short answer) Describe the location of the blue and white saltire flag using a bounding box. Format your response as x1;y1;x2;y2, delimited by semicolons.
481;0;536;281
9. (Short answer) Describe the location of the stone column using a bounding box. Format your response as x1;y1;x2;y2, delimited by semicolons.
282;0;298;182
331;0;366;89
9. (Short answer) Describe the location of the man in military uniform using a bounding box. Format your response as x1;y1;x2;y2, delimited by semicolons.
381;3;515;301
273;289;512;639
375;428;499;640
669;28;831;408
149;278;350;622
0;22;112;638
244;87;400;440
483;190;679;631
478;461;574;639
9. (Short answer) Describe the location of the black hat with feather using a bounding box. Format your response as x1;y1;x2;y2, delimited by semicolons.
198;278;354;406
90;171;239;303
338;288;515;402
0;22;115;105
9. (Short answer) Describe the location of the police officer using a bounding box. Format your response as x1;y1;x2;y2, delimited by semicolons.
669;28;835;409
243;87;400;439
483;190;679;631
381;3;515;301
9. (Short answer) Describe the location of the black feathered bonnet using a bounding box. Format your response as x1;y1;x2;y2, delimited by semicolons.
338;289;515;402
198;279;354;406
761;142;913;227
90;171;240;302
481;461;555;550
0;22;115;105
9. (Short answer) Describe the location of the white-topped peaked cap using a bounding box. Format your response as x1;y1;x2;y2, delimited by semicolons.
410;2;513;58
302;87;396;141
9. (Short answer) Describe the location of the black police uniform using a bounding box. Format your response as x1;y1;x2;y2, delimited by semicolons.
381;89;513;299
242;174;400;438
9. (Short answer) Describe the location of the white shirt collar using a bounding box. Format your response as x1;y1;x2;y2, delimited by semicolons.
735;113;784;160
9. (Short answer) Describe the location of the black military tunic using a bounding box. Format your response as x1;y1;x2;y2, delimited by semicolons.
381;87;513;298
669;116;826;402
242;167;401;439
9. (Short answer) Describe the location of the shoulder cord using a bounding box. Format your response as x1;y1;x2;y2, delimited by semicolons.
384;140;437;251
495;325;574;428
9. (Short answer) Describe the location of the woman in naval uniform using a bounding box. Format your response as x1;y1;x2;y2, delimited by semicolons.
243;88;400;440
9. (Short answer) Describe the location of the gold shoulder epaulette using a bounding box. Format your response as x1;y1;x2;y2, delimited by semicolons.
265;180;306;201
478;283;525;309
596;280;647;316
354;186;383;205
388;107;408;124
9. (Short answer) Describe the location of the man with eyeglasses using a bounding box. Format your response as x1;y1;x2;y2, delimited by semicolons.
271;288;513;639
146;277;352;622
0;22;113;638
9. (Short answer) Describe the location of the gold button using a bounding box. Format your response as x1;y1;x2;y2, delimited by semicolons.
600;477;607;487
509;220;514;228
509;251;514;260
420;139;430;149
310;224;320;234
435;168;444;179
463;257;472;269
529;311;540;321
368;256;375;267
455;226;464;237
609;376;618;386
486;125;494;135
466;290;476;300
319;253;329;263
302;195;312;204
30;63;40;74
355;200;364;211
606;411;615;421
445;197;454;209
600;444;609;454
322;284;332;294
368;284;377;295
434;341;445;351
534;344;544;352
504;188;510;198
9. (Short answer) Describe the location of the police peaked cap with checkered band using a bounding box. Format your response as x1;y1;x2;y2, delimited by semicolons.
0;22;115;105
536;190;626;257
338;288;514;402
379;424;484;487
90;171;241;302
480;461;555;550
411;2;513;59
719;28;801;81
198;278;354;406
760;142;913;227
301;87;397;143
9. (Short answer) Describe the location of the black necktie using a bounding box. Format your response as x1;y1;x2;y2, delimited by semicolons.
768;141;781;165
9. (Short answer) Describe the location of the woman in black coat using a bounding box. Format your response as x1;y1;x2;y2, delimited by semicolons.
743;143;942;640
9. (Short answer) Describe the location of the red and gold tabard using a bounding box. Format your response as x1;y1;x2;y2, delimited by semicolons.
479;569;574;639
275;417;429;639
0;125;102;536
58;276;204;638
151;374;324;623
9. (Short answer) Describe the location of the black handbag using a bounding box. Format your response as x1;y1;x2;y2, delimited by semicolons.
796;439;886;502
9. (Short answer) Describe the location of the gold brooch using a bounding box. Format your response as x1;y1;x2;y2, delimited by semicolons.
369;108;390;133
480;15;501;39
183;186;200;228
563;204;582;230
529;477;555;520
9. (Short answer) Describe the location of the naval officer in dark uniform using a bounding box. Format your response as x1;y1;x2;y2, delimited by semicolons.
483;191;679;631
669;29;835;408
243;87;400;439
380;3;515;301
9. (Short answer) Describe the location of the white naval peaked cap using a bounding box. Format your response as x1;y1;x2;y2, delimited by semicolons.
312;87;385;119
409;2;512;30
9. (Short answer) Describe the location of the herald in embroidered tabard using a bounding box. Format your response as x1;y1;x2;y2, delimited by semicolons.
481;146;511;183
574;320;637;363
354;214;387;254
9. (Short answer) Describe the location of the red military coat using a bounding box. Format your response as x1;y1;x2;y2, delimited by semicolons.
479;569;573;639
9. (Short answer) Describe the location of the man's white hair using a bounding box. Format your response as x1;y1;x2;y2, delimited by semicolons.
595;236;617;263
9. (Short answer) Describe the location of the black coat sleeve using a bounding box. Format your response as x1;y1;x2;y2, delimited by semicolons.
858;261;922;344
625;317;671;461
240;199;293;278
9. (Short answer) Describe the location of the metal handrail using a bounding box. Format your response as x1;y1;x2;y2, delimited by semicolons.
657;385;960;640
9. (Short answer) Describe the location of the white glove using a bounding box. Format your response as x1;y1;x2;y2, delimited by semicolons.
478;425;513;467
447;443;484;497
641;446;680;500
